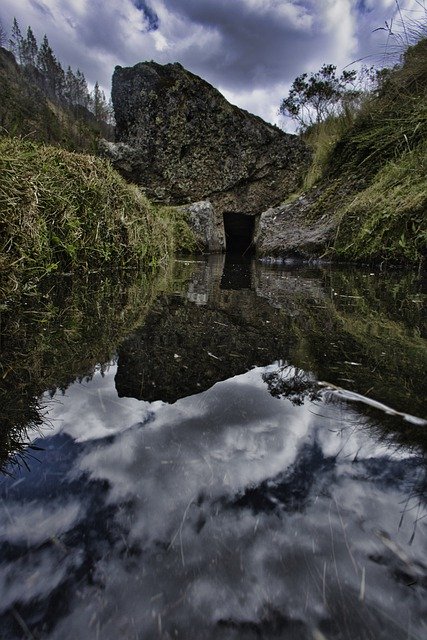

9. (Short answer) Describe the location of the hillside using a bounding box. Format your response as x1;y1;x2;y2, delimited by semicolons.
0;46;113;152
257;38;427;265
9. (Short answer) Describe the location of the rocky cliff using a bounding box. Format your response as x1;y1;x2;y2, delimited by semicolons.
106;61;310;217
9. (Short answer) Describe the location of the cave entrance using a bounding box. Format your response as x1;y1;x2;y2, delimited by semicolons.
223;212;255;254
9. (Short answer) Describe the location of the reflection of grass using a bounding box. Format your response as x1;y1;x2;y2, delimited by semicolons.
0;262;195;471
287;269;427;422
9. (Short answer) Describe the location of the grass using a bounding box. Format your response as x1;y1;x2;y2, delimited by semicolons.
287;37;427;265
0;137;195;295
333;139;427;264
329;38;427;178
302;109;358;190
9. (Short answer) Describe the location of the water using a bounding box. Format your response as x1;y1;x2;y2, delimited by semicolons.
0;256;426;640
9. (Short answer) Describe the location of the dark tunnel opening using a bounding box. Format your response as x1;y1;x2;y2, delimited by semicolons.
223;212;255;254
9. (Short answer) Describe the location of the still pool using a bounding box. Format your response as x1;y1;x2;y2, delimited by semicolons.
0;256;426;639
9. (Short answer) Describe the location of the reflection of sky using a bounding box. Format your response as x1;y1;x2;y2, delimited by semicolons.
0;366;426;640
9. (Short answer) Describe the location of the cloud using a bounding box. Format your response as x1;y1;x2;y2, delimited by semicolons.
0;362;424;637
0;0;423;124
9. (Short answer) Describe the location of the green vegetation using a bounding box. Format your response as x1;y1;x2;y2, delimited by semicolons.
329;38;427;176
0;45;111;151
0;137;195;296
302;110;356;189
282;36;427;265
279;63;360;131
334;139;427;262
0;16;113;150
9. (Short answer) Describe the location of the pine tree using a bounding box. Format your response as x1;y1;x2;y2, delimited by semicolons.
9;17;23;63
21;26;38;67
64;65;78;104
75;68;89;108
92;81;110;122
37;34;64;98
0;17;7;48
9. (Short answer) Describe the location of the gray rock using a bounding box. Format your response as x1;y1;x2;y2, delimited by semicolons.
176;201;225;252
108;61;310;217
255;196;336;259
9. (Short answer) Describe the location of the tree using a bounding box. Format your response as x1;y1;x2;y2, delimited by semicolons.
21;26;38;67
74;68;90;107
9;17;23;63
64;65;78;104
37;34;64;98
91;81;110;122
279;64;359;131
0;17;7;48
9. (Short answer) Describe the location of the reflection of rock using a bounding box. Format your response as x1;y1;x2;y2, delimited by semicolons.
115;260;292;403
116;259;427;425
184;255;225;306
107;61;310;217
253;262;327;311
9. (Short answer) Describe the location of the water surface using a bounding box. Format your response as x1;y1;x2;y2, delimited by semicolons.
0;257;426;640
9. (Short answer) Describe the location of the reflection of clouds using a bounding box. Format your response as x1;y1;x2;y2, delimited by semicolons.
0;547;83;615
43;365;160;442
75;367;315;546
1;365;426;639
0;500;82;545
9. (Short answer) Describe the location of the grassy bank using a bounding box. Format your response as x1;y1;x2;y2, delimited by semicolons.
296;38;427;265
334;139;427;262
0;137;195;295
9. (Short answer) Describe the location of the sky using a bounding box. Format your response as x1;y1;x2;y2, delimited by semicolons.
0;0;425;128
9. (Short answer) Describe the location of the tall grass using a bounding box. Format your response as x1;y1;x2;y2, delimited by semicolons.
330;38;427;177
0;137;195;294
302;108;357;189
334;138;427;264
296;37;427;265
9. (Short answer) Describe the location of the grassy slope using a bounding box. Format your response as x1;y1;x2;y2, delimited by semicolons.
0;137;195;295
301;38;427;265
0;47;112;152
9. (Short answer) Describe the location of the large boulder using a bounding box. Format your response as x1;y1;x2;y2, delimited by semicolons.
107;61;310;216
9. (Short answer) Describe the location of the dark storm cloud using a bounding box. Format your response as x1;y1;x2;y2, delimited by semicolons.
150;0;316;90
0;0;421;123
156;0;316;88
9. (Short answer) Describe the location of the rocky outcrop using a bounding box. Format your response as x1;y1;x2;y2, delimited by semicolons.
176;201;225;252
255;177;368;259
107;61;310;216
255;189;336;259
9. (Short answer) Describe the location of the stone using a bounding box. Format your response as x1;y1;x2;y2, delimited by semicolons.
107;61;311;218
175;201;225;252
255;191;336;259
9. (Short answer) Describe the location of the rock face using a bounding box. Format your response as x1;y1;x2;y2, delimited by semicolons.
109;61;310;219
255;189;336;259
